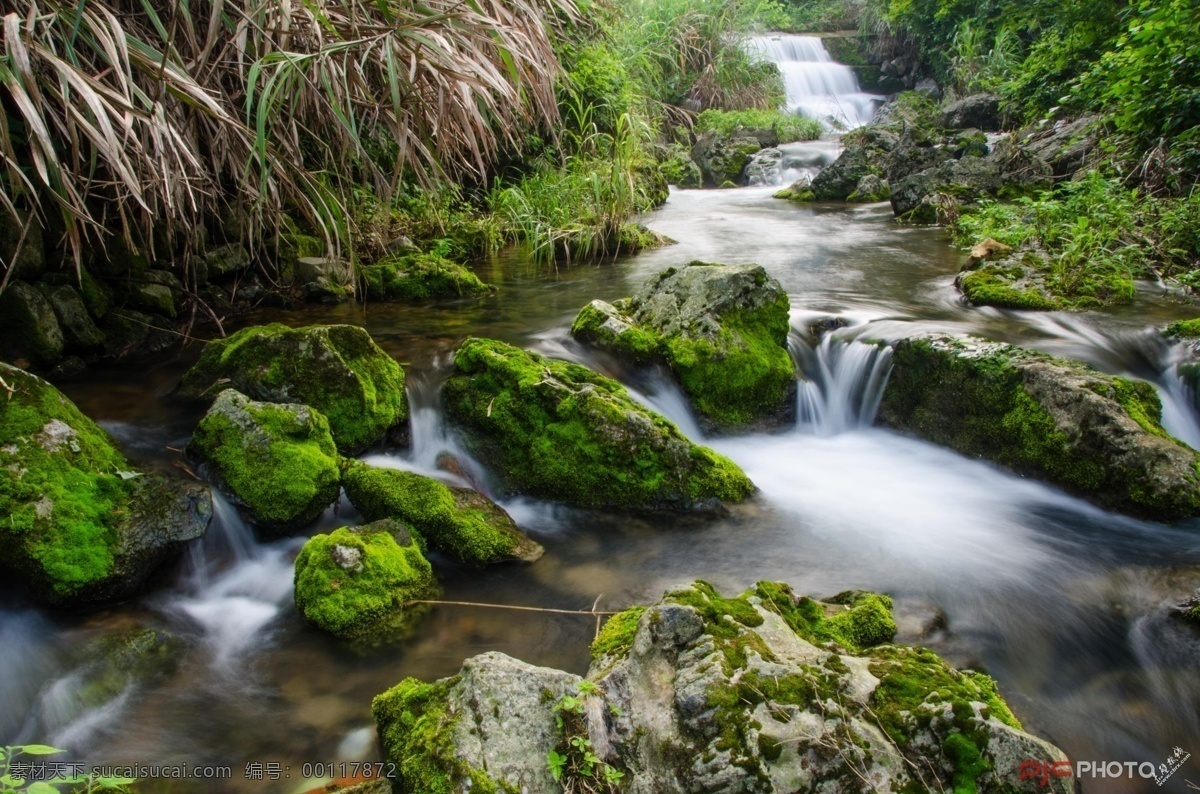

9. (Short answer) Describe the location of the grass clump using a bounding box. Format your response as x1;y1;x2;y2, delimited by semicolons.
695;109;823;142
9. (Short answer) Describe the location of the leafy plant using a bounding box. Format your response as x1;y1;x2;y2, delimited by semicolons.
546;682;625;793
1;745;134;793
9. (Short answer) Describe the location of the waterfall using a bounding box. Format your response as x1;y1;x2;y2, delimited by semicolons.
747;34;880;129
793;335;892;435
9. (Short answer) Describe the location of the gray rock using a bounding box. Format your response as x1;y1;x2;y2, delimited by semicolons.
692;131;763;187
127;281;177;318
1016;114;1102;178
914;77;942;100
0;282;64;366
847;173;891;202
296;256;354;302
41;284;105;350
877;333;1200;520
204;243;252;279
939;93;1002;131
743;146;784;186
890;155;1003;221
373;581;1074;794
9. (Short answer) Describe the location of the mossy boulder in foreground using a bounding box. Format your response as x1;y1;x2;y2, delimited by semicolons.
441;338;754;509
0;363;211;606
878;333;1200;520
341;461;543;566
179;323;407;453
362;253;493;302
570;262;796;431
188;389;341;534
294;521;439;645
371;580;1072;793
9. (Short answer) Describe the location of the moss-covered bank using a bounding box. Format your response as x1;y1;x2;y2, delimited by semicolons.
441;338;754;509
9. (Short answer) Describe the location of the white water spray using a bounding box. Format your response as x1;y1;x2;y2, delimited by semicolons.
747;34;880;129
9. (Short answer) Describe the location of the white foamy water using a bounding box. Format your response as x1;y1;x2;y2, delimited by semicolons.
747;34;881;129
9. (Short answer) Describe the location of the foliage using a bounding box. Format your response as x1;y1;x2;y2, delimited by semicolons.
547;682;625;793
0;0;574;282
695;109;823;141
1;745;134;793
954;172;1200;300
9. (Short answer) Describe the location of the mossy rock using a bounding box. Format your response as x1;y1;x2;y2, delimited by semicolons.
1165;319;1200;339
0;363;211;606
68;628;180;714
341;461;543;566
570;262;796;432
773;179;816;202
957;268;1062;310
371;580;1073;793
179;323;408;453
442;338;754;510
0;281;64;367
877;333;1200;520
40;284;106;351
294;521;439;645
188;389;341;534
846;174;892;203
362;253;493;302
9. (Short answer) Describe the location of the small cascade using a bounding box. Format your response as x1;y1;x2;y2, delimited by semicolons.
793;334;893;435
747;34;880;129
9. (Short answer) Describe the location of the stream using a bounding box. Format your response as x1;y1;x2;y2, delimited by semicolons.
5;37;1200;794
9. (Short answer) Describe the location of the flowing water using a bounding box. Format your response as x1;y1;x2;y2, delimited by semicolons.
5;183;1200;791
747;34;882;129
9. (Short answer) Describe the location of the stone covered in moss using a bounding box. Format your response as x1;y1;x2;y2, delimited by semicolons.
341;461;542;566
442;338;754;509
294;521;437;644
0;281;64;366
570;262;796;431
846;173;891;203
878;333;1200;520
188;389;341;534
0;363;211;606
371;580;1072;793
1165;319;1200;339
362;253;493;302
179;323;407;453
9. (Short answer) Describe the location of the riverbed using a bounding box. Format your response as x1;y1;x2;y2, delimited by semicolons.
4;184;1200;793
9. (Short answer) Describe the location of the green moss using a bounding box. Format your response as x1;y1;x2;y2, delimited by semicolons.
667;581;768;672
189;390;341;532
0;363;135;600
180;323;407;453
1102;378;1172;440
943;732;990;794
958;269;1062;311
569;301;660;365
341;462;539;565
590;607;647;660
1166;318;1200;339
441;338;754;509
773;185;816;202
868;644;1022;752
663;300;795;429
362;253;493;302
754;582;897;653
294;522;438;643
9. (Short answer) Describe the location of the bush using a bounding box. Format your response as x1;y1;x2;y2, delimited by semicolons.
695;109;823;141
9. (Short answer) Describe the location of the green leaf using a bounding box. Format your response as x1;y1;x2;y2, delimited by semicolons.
17;746;65;756
26;782;62;794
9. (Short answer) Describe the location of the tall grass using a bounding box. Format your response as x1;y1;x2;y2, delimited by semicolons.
0;0;573;285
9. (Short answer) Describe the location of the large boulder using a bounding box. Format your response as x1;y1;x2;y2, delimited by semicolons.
890;156;1003;222
571;262;796;431
692;131;763;187
938;93;1002;131
372;580;1072;794
179;323;408;453
877;333;1200;520
0;282;64;367
294;521;439;645
1015;114;1102;178
362;254;493;302
742;147;783;186
0;363;211;606
441;338;754;509
188;389;341;534
341;461;543;566
41;284;105;351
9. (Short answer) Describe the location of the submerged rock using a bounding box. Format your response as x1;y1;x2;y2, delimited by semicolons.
372;580;1072;794
188;389;341;534
441;338;754;509
294;521;439;645
878;333;1200;520
0;363;211;606
571;262;796;431
341;461;543;566
179;323;408;453
362;253;493;302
